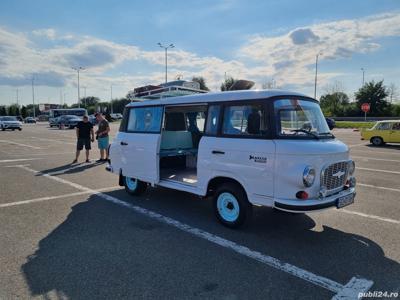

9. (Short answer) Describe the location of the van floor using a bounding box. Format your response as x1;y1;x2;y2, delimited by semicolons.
160;168;198;186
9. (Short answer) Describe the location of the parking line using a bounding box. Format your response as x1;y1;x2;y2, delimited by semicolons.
31;137;76;145
352;156;400;163
348;143;368;148
357;167;400;175
0;186;121;208
0;140;41;150
0;158;42;164
351;149;400;156
358;183;400;193
341;210;400;225
14;164;373;298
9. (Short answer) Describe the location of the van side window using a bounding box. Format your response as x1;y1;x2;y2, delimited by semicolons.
205;105;221;135
119;108;129;132
222;104;267;136
127;106;163;133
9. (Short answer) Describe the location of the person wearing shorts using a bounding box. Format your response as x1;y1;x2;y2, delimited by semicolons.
72;115;94;164
95;113;110;162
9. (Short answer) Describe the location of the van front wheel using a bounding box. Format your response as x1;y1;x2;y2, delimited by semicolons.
213;183;251;228
124;176;147;196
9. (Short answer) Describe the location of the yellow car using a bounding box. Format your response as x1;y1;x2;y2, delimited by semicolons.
361;120;400;146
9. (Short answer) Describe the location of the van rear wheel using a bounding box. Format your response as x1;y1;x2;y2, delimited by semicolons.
213;182;252;228
371;136;384;146
124;176;147;196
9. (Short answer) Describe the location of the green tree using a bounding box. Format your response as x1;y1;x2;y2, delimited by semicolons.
220;76;236;91
21;106;28;118
81;96;100;107
111;98;131;113
355;80;389;116
192;76;210;91
319;92;349;116
0;106;6;116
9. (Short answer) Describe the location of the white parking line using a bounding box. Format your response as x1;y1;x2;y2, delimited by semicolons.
341;210;400;225
0;186;121;208
351;149;400;156
352;156;400;163
0;158;42;164
0;140;42;150
14;164;373;298
358;183;400;193
348;143;368;148
357;167;400;175
31;137;76;145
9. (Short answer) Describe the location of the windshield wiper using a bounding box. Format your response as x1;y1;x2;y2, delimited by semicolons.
319;132;336;138
291;129;320;139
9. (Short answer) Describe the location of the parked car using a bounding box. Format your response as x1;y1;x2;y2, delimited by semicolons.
110;113;123;120
0;116;22;131
49;117;59;127
24;117;37;123
56;115;82;129
107;90;356;228
361;120;400;146
325;118;336;130
88;114;98;125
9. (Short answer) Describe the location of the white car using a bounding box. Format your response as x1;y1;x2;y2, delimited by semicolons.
0;116;22;131
107;90;356;228
110;113;123;120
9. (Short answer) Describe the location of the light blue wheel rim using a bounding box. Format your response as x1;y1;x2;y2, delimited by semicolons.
125;177;138;191
217;192;240;222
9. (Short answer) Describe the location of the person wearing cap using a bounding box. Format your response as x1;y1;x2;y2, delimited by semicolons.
95;112;110;162
72;115;94;164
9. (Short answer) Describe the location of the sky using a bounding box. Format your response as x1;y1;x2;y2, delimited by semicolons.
0;0;399;106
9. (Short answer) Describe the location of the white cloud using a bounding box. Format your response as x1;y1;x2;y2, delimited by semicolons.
32;28;56;40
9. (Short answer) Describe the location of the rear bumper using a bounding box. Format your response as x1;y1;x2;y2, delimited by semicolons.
274;188;356;213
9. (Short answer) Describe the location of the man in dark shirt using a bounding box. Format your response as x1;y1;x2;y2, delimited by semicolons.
72;115;94;163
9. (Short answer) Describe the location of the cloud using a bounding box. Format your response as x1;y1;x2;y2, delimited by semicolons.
32;28;56;40
290;28;319;45
0;71;67;87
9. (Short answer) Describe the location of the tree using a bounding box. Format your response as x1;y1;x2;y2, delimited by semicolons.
319;92;349;116
21;106;28;118
80;96;100;107
387;83;399;103
220;76;236;91
0;106;6;116
111;98;131;113
355;80;389;116
192;76;210;91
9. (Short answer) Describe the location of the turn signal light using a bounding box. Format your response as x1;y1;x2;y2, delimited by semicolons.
296;191;309;200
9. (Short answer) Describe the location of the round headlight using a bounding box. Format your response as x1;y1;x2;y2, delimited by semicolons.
348;160;355;176
303;166;316;187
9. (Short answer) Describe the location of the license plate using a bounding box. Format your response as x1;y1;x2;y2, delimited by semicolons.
337;193;355;208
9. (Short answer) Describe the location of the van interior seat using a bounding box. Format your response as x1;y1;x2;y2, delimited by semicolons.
160;131;193;150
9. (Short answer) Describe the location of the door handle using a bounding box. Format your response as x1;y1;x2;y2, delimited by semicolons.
212;150;225;155
120;141;128;146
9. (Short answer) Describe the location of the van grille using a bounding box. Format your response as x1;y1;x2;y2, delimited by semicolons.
321;161;348;195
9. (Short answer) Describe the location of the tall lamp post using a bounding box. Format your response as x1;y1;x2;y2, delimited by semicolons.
314;51;323;99
110;84;113;114
72;66;84;107
31;75;36;118
157;43;174;84
361;68;365;86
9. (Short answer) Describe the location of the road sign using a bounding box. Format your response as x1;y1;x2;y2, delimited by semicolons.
361;103;370;113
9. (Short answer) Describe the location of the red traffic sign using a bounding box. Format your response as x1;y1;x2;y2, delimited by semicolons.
361;103;370;113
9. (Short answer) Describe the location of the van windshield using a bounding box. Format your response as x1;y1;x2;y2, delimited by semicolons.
274;99;332;139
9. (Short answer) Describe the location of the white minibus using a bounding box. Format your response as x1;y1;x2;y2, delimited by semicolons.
107;90;356;227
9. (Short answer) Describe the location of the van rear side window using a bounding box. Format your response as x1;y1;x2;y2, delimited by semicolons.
127;106;163;133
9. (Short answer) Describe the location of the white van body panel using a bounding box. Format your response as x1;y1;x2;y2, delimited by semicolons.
110;131;160;184
273;139;349;201
198;137;275;206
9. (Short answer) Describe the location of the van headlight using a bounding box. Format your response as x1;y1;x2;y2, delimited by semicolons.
303;166;316;187
348;160;355;176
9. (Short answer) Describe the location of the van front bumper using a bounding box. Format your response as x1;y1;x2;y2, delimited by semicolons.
274;188;356;213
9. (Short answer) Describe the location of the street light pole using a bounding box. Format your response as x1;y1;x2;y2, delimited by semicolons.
314;51;323;99
158;43;174;84
72;67;84;107
31;76;36;118
110;84;113;114
361;68;365;86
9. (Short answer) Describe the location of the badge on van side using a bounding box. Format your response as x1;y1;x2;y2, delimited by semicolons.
249;155;267;163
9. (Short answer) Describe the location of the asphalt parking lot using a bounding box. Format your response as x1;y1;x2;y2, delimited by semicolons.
0;123;399;300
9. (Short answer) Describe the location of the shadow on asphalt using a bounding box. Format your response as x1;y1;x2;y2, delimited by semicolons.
37;162;104;175
21;189;400;299
365;144;400;150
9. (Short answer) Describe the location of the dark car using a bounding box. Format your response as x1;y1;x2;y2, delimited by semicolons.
24;117;37;123
326;118;336;130
56;115;82;129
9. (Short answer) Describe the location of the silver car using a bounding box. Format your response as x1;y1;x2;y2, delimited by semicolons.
0;116;22;131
